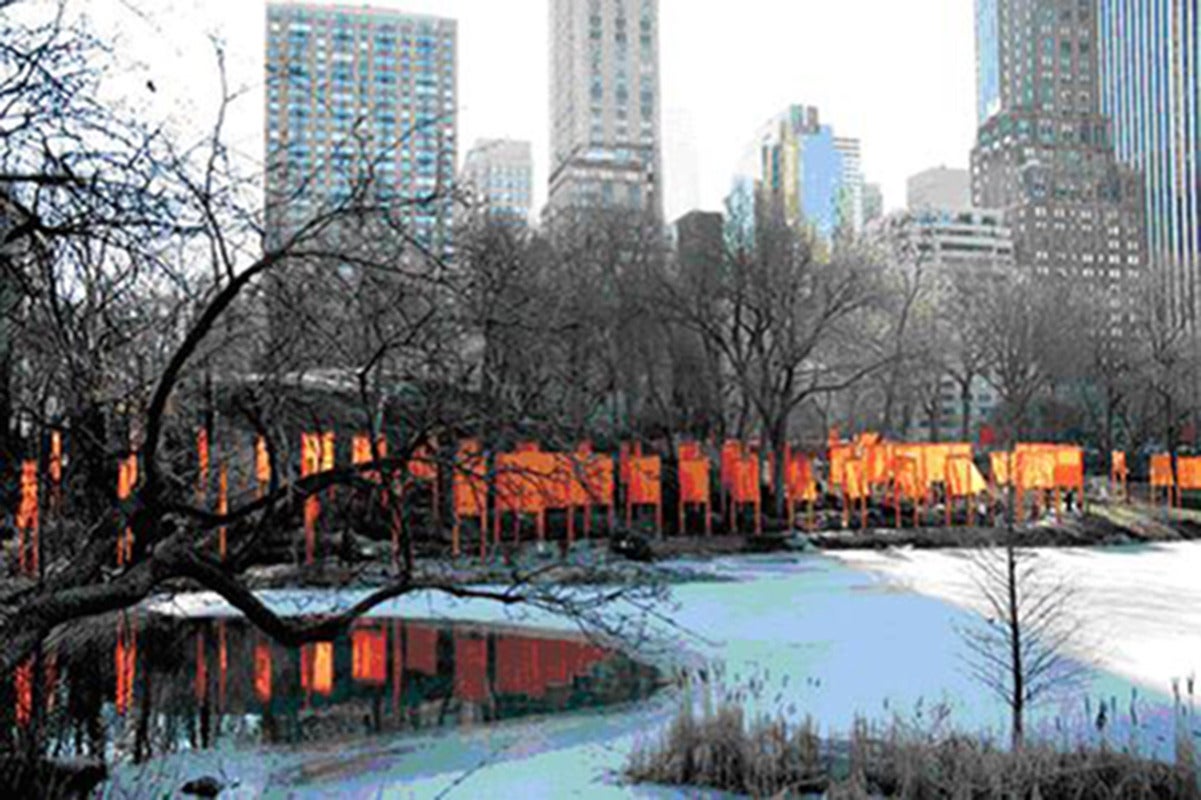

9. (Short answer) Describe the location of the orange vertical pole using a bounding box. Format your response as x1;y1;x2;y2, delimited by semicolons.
217;464;228;561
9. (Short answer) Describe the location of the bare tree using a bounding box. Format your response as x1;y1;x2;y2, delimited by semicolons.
959;545;1088;749
0;3;659;706
969;271;1071;443
661;201;890;519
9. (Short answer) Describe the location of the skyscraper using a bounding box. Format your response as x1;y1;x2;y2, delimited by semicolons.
972;0;1146;287
460;139;534;227
733;105;865;241
548;0;663;220
1098;0;1200;320
834;136;866;234
264;1;457;252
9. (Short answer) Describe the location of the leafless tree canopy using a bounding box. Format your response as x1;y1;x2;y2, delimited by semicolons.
960;545;1089;748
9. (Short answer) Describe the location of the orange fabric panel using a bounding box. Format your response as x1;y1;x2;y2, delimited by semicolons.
352;626;388;686
946;456;987;498
720;441;742;489
197;428;209;487
856;432;882;448
320;432;335;473
677;441;703;461
1178;457;1201;490
523;452;557;512
409;443;437;482
584;454;614;506
546;453;580;507
990;452;1012;486
1150;454;1176;487
829;444;853;489
619;442;642;487
893;456;922;500
1016;451;1056;491
495;452;553;514
1111;451;1128;477
864;443;893;486
921;443;973;486
628;456;662;505
255;436;271;484
785;453;817;502
679;458;710;505
49;431;62;484
453;456;487;517
300;433;321;478
893;444;928;489
731;453;760;504
524;452;567;509
494;453;527;513
352;435;373;466
844;459;867;500
566;451;595;502
1053;448;1084;489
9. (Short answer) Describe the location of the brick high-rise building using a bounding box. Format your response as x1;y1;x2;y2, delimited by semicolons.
972;0;1146;288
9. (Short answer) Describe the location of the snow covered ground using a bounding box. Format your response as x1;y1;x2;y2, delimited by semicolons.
832;542;1201;700
104;547;1201;798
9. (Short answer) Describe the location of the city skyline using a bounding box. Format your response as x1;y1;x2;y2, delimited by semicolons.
79;0;976;222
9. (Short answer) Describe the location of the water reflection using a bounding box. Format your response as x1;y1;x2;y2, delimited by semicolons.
1;616;660;763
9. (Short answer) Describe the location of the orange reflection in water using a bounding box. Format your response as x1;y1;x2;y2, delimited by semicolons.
254;643;272;703
115;619;137;716
194;629;207;703
301;642;334;697
405;624;438;676
15;658;32;728
453;635;489;703
351;626;387;686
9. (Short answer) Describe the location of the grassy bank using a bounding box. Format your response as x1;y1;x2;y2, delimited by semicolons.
626;685;1201;798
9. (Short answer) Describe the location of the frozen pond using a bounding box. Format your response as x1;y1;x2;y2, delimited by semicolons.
101;544;1201;798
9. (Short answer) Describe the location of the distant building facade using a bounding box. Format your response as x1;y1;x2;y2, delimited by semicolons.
873;207;1015;441
548;0;663;220
907;167;971;210
733;105;866;241
971;0;1146;292
863;183;884;226
460;139;534;227
1098;0;1201;322
264;1;458;252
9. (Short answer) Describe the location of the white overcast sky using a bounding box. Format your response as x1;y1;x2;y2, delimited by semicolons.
80;0;977;220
